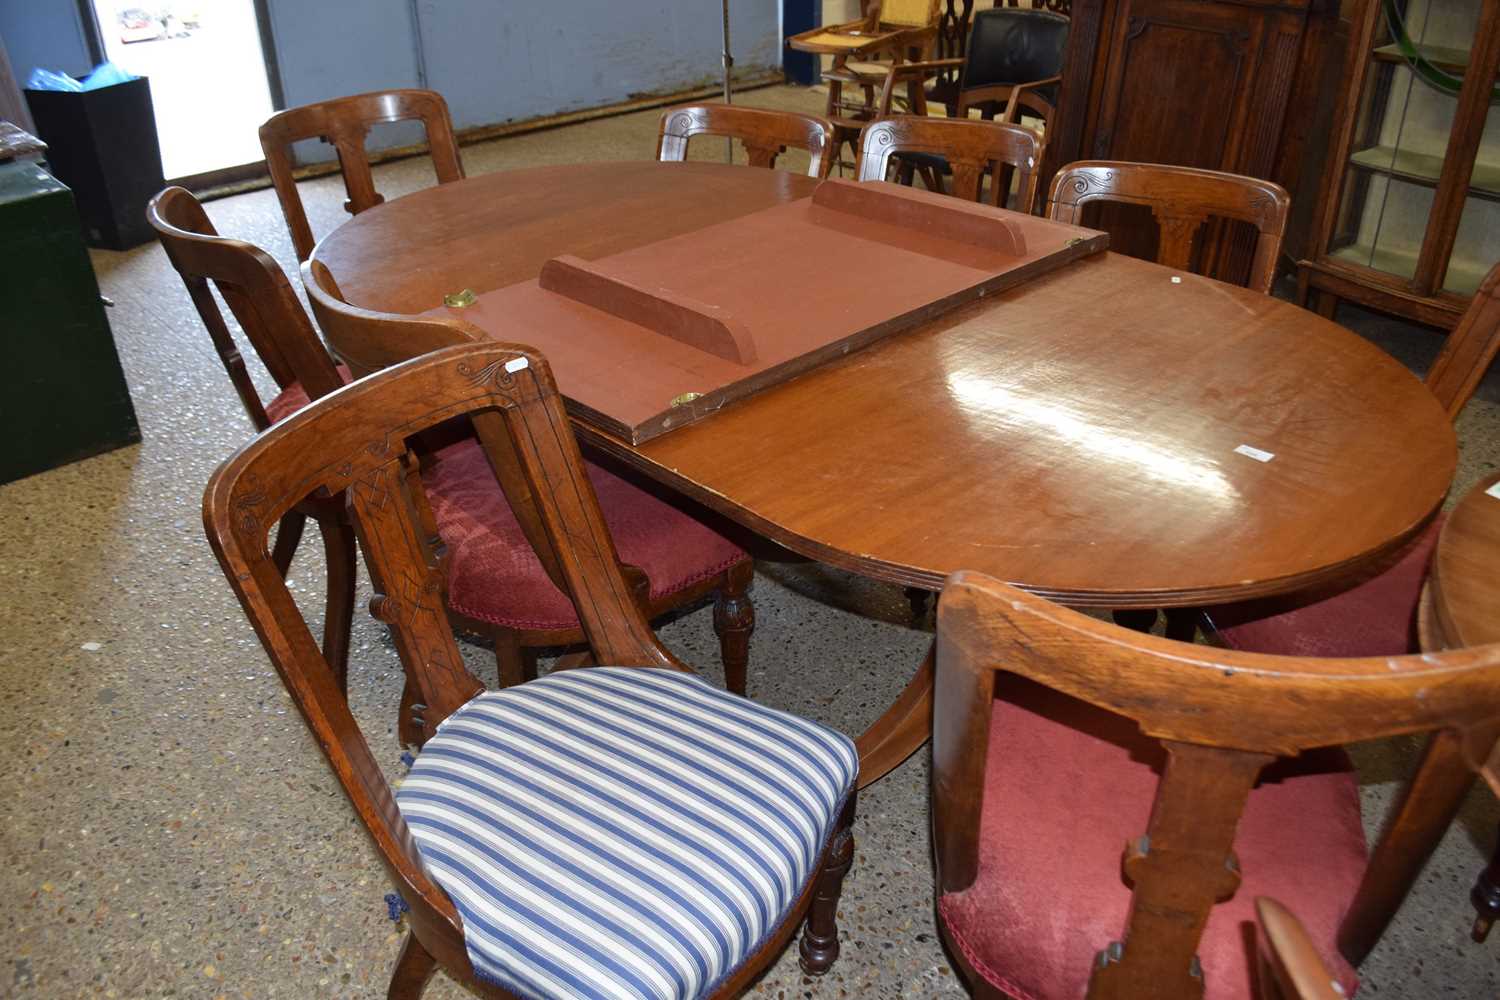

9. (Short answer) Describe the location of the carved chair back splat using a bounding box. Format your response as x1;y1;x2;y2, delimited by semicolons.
933;570;1500;999
857;116;1041;209
1047;161;1291;295
204;342;855;998
259;88;464;261
656;104;838;178
148;186;355;684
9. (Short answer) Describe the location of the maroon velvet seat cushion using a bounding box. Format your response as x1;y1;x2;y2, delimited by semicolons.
938;678;1365;1000
1207;518;1443;658
424;440;747;631
264;365;354;425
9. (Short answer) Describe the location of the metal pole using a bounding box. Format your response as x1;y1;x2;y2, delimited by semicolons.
721;0;734;162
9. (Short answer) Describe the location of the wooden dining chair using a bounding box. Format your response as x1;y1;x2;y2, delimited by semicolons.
856;116;1041;210
303;261;758;700
655;104;838;178
259;88;464;261
1047;161;1291;295
147;185;355;685
932;569;1500;1000
1254;899;1347;1000
204;341;859;1000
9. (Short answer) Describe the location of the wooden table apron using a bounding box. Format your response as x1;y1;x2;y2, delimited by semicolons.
313;161;1458;785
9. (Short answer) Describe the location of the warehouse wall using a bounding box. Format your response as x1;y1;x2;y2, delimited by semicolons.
2;0;782;143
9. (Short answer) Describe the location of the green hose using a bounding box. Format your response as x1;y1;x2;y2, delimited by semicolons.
1381;0;1500;102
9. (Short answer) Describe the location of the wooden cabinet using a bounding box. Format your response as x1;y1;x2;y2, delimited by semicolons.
1298;0;1500;330
1044;0;1336;285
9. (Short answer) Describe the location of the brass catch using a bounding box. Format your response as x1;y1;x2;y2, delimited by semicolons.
670;392;702;408
443;288;478;308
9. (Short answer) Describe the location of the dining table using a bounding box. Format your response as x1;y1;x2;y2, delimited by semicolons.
311;160;1458;792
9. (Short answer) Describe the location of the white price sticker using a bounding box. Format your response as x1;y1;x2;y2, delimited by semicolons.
503;357;529;374
1234;444;1275;463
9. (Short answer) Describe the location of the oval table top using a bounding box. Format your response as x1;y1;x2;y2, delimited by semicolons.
1431;471;1500;648
313;161;1457;609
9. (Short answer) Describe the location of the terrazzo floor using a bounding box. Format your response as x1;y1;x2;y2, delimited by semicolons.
4;84;1499;998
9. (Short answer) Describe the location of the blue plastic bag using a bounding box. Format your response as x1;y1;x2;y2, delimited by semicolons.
81;62;138;91
26;68;83;92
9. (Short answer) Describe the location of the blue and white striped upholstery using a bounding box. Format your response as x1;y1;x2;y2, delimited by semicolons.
395;666;859;1000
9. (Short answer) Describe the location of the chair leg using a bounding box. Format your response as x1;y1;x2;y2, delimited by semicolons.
1471;822;1500;942
905;586;931;625
1113;609;1160;633
713;562;755;697
1163;608;1200;643
494;635;539;688
270;510;306;578
398;679;425;748
800;792;856;975
387;932;438;1000
317;512;357;693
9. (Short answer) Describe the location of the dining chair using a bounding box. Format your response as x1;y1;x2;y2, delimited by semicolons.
876;7;1069;127
1047;161;1291;295
303;261;759;702
655;104;838;178
147;185;355;685
259;88;464;261
1254;899;1346;1000
932;569;1500;1000
856;116;1041;210
204;340;859;1000
1203;261;1500;658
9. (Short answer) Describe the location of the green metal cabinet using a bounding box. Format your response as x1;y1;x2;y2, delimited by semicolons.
0;160;140;484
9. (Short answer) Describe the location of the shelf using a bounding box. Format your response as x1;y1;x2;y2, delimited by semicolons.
1349;145;1500;199
1371;42;1470;74
1330;241;1419;281
1327;243;1487;297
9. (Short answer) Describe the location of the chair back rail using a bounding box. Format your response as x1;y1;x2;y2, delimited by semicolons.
204;343;690;988
1254;898;1347;1000
1425;261;1500;421
259;89;464;261
857;116;1041;209
1046;161;1290;294
934;570;1500;998
147;186;344;431
656;104;838;178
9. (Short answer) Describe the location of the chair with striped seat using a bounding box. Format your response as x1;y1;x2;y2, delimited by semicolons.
931;570;1500;999
148;185;356;685
204;341;859;999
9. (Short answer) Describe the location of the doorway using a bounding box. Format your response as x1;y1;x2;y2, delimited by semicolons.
85;0;277;180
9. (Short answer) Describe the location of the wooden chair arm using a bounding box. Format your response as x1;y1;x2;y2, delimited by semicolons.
877;58;963;115
1000;77;1061;125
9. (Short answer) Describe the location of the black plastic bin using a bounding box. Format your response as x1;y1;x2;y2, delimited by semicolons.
24;76;165;250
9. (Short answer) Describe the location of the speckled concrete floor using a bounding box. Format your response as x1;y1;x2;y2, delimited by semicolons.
4;84;1498;998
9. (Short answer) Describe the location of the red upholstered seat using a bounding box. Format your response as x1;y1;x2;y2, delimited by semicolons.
938;678;1366;1000
1207;518;1443;658
264;365;354;425
425;440;747;631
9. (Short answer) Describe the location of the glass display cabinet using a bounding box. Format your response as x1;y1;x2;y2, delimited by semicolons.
1298;0;1500;329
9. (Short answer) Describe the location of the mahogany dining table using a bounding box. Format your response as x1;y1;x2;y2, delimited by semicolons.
311;160;1458;789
